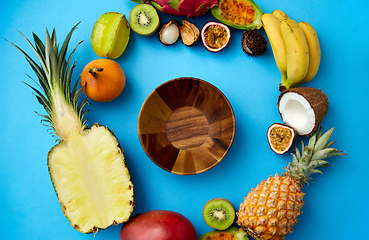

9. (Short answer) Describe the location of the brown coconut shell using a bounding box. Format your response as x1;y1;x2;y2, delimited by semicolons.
277;87;328;136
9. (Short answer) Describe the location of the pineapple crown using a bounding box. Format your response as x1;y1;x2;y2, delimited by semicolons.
284;127;347;186
9;23;89;139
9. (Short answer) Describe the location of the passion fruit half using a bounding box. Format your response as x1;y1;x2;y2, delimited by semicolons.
267;123;296;154
201;21;231;52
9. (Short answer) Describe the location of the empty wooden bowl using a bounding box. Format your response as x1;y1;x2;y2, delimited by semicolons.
138;77;236;175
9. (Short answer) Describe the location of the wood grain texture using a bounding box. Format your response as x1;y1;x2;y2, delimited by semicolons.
138;77;236;175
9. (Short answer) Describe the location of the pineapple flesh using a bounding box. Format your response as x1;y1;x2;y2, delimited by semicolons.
237;128;346;240
11;23;134;233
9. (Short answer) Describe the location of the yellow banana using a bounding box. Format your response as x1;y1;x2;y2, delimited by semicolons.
298;21;321;85
272;10;289;21
261;13;287;83
279;19;310;91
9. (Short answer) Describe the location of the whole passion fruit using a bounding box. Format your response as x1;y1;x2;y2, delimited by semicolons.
201;21;231;52
267;123;296;154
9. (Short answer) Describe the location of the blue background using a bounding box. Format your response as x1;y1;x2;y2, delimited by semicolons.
1;0;368;239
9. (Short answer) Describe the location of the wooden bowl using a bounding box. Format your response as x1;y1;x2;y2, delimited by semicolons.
138;77;236;175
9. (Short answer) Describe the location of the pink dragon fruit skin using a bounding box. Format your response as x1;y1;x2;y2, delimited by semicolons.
131;0;218;18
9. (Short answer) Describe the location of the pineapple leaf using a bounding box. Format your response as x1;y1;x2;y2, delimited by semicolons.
284;127;347;185
11;22;88;138
325;141;337;148
23;81;51;113
300;146;313;165
308;160;329;168
292;153;299;165
294;146;301;159
314;128;334;153
312;148;340;161
44;29;58;87
307;129;317;149
307;168;322;176
32;32;46;65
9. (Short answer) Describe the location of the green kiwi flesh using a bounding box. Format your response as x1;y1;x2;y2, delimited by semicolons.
129;4;160;36
198;226;249;240
203;198;235;230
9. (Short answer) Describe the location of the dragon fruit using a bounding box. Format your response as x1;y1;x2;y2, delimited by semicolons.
131;0;218;18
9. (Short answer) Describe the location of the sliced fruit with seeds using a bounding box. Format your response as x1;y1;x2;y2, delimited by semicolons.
267;123;296;154
203;198;235;230
130;3;160;36
158;20;180;45
211;0;263;30
199;226;249;240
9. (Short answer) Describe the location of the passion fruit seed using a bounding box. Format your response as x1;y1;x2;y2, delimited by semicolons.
204;25;228;49
267;123;296;154
270;127;292;151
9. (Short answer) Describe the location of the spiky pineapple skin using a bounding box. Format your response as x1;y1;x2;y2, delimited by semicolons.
237;174;305;240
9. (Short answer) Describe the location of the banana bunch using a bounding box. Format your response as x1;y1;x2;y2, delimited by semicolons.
261;10;321;91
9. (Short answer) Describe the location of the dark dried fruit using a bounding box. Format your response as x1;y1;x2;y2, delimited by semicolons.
241;30;267;56
267;123;295;154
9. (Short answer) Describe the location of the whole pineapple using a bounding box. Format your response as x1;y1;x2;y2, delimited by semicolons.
237;127;346;240
10;23;134;233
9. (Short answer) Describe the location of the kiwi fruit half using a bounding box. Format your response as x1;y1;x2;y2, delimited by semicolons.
129;4;160;36
203;198;235;230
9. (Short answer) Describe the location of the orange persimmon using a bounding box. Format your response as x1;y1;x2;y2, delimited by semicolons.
80;59;125;102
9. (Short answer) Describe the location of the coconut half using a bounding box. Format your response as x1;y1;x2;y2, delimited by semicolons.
277;87;328;136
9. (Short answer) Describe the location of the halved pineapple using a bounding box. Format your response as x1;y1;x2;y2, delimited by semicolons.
11;23;134;233
49;125;134;233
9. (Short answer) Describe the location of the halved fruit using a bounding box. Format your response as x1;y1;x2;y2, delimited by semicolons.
203;198;235;230
211;0;263;30
267;123;296;154
129;3;160;36
199;226;249;240
201;21;231;52
278;87;328;136
158;20;180;45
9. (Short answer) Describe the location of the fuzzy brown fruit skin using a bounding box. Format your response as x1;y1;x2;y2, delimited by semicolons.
119;210;197;240
277;87;328;136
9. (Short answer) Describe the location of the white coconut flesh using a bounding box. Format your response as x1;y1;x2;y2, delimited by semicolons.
278;92;316;136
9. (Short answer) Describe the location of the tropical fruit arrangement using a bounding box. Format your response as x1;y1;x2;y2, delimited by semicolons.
9;0;347;239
